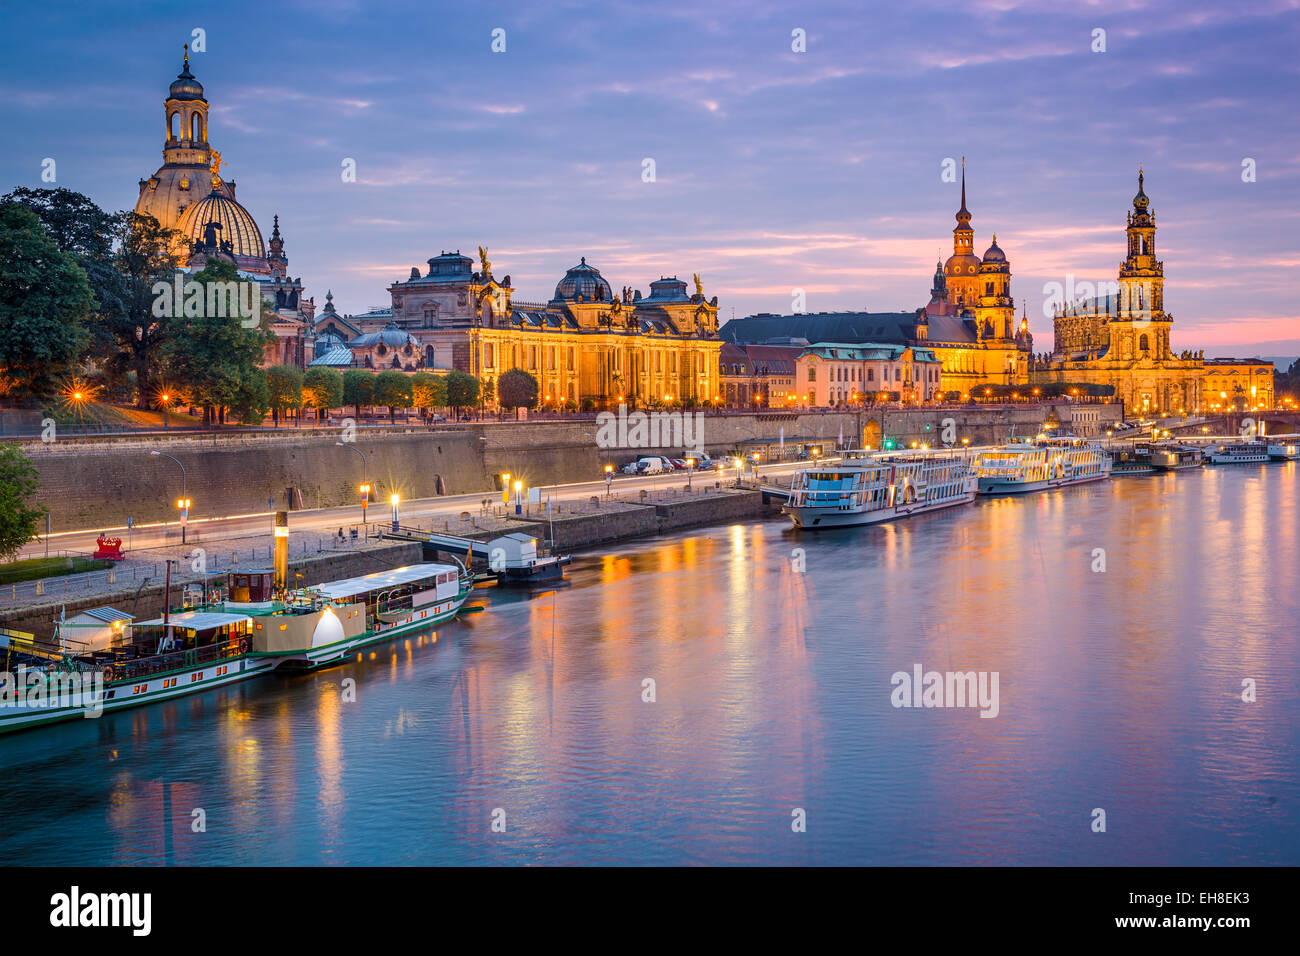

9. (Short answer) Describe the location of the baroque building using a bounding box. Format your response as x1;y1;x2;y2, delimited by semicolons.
1030;171;1206;415
722;162;1033;394
135;48;315;368
373;248;721;407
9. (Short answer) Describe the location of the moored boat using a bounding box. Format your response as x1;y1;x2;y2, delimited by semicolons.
1267;434;1300;461
0;562;472;734
783;449;978;529
976;437;1111;495
1151;443;1205;471
1207;441;1269;465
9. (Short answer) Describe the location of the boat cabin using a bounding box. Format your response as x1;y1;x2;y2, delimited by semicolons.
227;569;277;604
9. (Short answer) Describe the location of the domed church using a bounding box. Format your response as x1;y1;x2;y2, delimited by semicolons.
135;48;317;367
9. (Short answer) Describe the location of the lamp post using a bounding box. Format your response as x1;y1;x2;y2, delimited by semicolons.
685;456;695;489
150;450;188;543
161;393;171;431
335;442;369;524
604;464;613;498
390;493;400;532
513;480;523;515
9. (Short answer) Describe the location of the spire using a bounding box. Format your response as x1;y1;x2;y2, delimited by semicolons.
180;43;193;78
955;156;972;229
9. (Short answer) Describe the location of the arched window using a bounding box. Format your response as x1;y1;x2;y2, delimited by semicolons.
168;112;178;140
1139;334;1150;352
191;112;202;142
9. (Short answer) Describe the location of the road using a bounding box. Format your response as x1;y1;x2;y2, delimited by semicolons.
19;458;823;560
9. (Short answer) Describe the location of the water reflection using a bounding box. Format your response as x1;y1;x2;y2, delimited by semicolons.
1;466;1296;865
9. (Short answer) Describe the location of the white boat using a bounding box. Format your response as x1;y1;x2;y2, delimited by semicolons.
1267;434;1300;461
783;449;978;528
1207;441;1269;465
0;563;472;733
976;438;1111;494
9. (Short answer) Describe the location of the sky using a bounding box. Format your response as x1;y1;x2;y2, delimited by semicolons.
1;0;1297;357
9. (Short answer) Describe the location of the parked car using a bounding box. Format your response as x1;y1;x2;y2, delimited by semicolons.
636;457;666;475
621;460;640;475
668;458;688;471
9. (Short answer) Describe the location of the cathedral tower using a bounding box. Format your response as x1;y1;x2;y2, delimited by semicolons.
944;158;983;308
1111;168;1170;361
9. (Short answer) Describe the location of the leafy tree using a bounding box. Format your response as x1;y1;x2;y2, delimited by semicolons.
0;203;93;402
342;369;374;419
103;213;183;407
373;369;413;424
445;370;479;416
2;188;125;362
0;444;44;562
480;375;496;408
160;258;272;425
497;368;539;411
409;371;446;411
265;364;304;427
302;367;343;421
229;365;270;425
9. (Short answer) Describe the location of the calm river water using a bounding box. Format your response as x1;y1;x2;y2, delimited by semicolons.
2;464;1297;865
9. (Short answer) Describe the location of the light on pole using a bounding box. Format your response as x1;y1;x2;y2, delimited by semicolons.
604;464;613;498
390;493;400;532
336;443;368;524
150;450;188;543
513;480;523;515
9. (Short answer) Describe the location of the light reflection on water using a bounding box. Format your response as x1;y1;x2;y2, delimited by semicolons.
2;464;1297;865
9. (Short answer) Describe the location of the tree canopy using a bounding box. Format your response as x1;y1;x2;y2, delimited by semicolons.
0;444;45;562
497;368;539;410
0;202;93;403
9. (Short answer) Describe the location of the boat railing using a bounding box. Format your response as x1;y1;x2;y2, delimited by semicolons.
99;636;248;683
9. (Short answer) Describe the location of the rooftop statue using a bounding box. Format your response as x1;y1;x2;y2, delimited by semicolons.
477;245;491;276
693;273;703;297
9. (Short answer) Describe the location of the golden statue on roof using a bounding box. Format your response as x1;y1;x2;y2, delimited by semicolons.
478;245;492;276
209;148;225;189
693;273;703;297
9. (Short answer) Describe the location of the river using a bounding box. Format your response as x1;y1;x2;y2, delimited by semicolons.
2;463;1296;865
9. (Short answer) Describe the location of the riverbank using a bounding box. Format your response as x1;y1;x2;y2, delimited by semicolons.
0;485;768;638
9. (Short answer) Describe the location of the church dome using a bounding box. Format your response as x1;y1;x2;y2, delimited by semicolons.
552;257;613;303
944;252;982;277
177;189;265;260
169;53;204;101
981;234;1007;264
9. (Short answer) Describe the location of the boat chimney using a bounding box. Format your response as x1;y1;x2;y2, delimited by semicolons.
274;511;289;592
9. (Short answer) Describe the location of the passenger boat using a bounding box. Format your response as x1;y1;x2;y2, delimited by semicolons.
1150;443;1204;471
976;437;1111;495
1206;441;1269;465
1267;434;1300;461
0;562;472;734
783;449;978;528
1108;442;1157;476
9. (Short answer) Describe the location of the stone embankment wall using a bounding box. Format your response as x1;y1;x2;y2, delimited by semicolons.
14;404;1117;532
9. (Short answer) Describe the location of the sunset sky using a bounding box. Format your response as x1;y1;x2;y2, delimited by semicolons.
1;0;1296;357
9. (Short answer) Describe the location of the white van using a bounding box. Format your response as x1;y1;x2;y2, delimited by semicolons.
636;456;665;474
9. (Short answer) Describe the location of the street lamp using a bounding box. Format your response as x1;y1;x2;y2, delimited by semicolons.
604;464;613;497
390;492;400;532
161;393;171;431
336;442;369;523
150;450;188;543
685;456;695;489
513;479;523;515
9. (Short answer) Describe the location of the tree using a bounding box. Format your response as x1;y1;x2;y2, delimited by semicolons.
409;371;446;412
342;369;374;419
229;365;270;425
302;367;343;422
497;368;539;411
2;188;125;365
0;444;44;562
373;369;413;424
265;364;304;427
0;203;93;403
160;258;272;425
445;370;479;416
480;375;496;410
103;213;183;407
